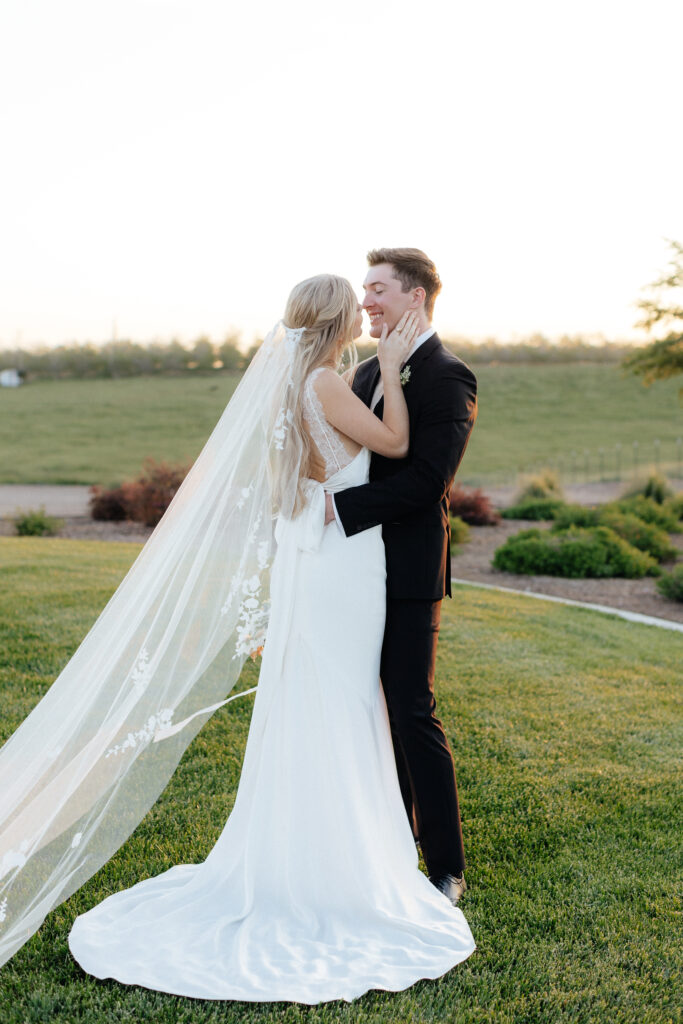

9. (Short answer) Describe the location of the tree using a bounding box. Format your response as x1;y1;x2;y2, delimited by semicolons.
622;238;683;395
158;339;192;373
189;336;216;371
217;332;244;371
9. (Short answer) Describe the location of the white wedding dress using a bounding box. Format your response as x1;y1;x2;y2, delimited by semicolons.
68;369;476;1003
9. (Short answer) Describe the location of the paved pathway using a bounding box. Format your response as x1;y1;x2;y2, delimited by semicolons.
0;485;92;517
3;478;682;519
0;479;632;519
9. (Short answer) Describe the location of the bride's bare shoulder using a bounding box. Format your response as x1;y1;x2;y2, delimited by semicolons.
308;367;361;413
308;365;347;396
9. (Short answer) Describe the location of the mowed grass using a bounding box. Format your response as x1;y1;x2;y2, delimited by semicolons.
0;374;243;487
0;363;681;486
0;537;680;1024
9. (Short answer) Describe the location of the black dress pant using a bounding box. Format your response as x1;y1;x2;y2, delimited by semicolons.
380;598;466;878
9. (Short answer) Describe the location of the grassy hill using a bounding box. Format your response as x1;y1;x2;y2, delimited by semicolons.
0;363;681;487
0;537;679;1023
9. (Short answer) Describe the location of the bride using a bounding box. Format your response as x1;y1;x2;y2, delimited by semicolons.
0;274;475;1003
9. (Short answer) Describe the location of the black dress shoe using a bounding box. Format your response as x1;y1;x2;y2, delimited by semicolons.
429;872;467;906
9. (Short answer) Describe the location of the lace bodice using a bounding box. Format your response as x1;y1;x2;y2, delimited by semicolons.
302;367;358;480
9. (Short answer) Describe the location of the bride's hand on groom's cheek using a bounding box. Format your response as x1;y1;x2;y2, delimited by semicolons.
378;312;420;369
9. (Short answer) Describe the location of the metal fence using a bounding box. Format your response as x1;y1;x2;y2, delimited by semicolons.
523;438;682;485
464;438;683;489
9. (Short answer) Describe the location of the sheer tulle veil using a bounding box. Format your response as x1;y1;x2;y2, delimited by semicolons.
0;318;315;967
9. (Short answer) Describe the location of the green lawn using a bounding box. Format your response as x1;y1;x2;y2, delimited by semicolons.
0;538;680;1023
0;374;243;487
0;363;680;487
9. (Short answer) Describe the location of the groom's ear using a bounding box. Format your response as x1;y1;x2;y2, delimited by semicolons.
409;286;426;309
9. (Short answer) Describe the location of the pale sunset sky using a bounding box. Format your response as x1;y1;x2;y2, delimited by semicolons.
1;0;681;348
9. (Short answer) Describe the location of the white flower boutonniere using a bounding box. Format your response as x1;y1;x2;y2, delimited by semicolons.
399;365;411;387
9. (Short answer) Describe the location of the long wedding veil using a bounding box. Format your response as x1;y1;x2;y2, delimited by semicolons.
0;321;306;967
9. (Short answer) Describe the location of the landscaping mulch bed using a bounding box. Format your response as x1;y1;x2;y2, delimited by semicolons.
451;518;683;625
0;515;154;544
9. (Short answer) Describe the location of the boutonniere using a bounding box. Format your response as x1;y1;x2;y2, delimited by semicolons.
399;364;411;387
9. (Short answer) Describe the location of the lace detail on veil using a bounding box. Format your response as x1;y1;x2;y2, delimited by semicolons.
302;368;356;479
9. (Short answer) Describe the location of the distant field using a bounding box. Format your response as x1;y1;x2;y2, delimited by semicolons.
466;361;682;485
0;363;681;486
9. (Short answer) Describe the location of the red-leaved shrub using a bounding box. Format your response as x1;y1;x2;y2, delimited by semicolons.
448;484;501;526
89;458;190;527
124;459;190;526
89;485;128;521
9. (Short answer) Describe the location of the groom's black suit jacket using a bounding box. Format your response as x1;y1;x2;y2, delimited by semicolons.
335;333;478;601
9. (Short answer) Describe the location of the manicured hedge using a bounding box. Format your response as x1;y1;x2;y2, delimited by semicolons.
449;515;471;549
615;495;681;532
657;564;683;602
492;525;659;578
597;508;677;562
501;498;566;521
551;504;600;529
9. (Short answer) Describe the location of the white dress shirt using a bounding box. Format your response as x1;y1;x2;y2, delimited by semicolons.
331;325;436;534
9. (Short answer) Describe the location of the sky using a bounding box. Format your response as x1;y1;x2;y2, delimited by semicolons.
1;0;682;349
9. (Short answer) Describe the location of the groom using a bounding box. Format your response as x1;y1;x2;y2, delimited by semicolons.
325;248;478;905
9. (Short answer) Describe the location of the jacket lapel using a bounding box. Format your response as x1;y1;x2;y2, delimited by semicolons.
353;357;382;409
374;333;443;418
368;361;382;403
405;332;442;374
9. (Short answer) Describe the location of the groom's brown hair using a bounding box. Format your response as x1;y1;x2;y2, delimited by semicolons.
367;247;442;319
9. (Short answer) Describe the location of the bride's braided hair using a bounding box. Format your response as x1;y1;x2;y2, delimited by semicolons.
281;274;358;512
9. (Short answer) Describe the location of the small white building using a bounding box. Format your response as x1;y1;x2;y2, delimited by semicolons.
0;369;22;387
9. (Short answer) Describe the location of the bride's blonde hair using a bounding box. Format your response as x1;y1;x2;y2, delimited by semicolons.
279;274;358;512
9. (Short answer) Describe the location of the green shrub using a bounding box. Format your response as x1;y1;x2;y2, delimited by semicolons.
492;525;659;578
514;468;564;503
656;564;683;602
13;506;63;537
551;504;600;529
663;493;683;521
492;527;564;574
501;497;566;520
449;515;471;549
598;508;677;562
615;495;680;532
553;503;678;561
621;472;674;504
